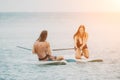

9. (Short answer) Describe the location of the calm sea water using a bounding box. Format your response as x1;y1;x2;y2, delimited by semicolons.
0;12;120;80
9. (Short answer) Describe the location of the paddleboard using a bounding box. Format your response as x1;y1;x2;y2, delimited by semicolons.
36;59;103;65
38;60;67;65
76;59;103;62
66;58;103;63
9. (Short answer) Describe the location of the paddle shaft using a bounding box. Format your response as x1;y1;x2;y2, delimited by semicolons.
52;48;74;51
17;46;32;51
16;46;74;51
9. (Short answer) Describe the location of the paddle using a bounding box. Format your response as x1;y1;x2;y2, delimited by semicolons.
16;46;74;51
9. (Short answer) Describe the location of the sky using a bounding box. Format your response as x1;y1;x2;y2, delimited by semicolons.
0;0;120;12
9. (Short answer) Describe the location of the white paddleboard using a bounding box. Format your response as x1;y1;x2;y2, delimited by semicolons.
65;58;103;63
76;58;103;62
38;60;67;65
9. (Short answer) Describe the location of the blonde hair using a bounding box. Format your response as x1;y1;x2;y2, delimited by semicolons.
73;25;86;39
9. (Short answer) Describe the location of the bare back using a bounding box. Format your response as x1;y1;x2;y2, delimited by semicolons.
32;41;51;59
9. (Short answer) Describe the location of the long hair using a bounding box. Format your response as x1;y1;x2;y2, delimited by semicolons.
73;25;86;39
37;30;48;42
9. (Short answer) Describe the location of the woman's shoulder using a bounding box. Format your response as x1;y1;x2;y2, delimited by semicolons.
45;41;50;45
35;40;40;43
44;41;50;47
34;41;39;45
74;35;79;39
34;40;49;44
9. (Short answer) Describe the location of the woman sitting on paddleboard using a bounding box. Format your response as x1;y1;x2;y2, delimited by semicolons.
73;25;89;59
32;30;64;61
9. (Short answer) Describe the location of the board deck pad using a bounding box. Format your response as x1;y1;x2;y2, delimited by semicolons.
65;59;76;62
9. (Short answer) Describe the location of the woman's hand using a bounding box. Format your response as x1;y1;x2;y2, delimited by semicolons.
80;46;83;50
74;47;79;51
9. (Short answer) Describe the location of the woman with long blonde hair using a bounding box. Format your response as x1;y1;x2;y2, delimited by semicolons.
73;25;89;59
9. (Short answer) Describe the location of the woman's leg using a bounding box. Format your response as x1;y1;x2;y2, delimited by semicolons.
75;48;82;59
83;49;89;58
49;55;64;61
56;56;64;61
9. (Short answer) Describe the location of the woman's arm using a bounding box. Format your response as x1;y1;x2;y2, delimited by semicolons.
81;32;88;49
83;32;88;44
47;42;52;56
32;43;36;54
74;36;78;49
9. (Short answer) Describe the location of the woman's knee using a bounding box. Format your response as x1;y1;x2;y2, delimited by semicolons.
56;56;64;60
75;55;81;59
84;50;89;58
85;55;89;58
